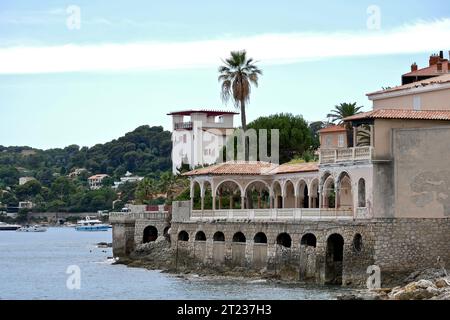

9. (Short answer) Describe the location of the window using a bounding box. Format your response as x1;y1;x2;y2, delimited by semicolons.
325;136;332;147
338;134;345;147
413;95;421;110
353;234;363;252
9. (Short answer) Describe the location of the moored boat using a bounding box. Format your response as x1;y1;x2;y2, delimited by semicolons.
75;216;109;231
0;222;22;231
16;225;47;232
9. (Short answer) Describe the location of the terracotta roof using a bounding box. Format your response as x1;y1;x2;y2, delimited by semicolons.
367;74;450;96
344;109;450;121
183;161;278;176
267;162;319;175
318;125;347;133
183;161;318;176
167;109;239;116
88;174;109;180
403;62;449;77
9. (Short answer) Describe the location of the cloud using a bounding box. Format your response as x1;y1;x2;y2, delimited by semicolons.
1;19;450;74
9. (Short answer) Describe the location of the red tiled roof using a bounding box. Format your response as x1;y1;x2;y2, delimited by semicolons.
343;109;450;121
267;162;319;175
367;74;450;96
318;125;347;133
88;174;109;180
167;109;239;116
183;161;318;176
403;63;449;77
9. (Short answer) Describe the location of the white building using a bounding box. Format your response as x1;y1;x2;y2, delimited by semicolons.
88;174;109;190
113;171;144;189
168;109;238;174
19;177;36;185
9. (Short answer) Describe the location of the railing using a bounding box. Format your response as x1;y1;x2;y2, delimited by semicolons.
174;121;193;130
109;211;170;223
190;208;354;222
319;147;373;164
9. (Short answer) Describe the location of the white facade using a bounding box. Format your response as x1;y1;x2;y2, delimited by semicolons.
113;171;144;189
169;110;237;174
88;174;109;190
19;177;36;185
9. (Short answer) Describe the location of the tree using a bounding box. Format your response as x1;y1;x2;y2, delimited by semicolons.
15;180;42;200
309;121;327;150
247;113;314;164
327;102;364;147
135;178;157;204
327;102;363;125
219;50;262;131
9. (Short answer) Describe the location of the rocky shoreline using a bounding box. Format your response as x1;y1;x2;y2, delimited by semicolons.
114;237;450;300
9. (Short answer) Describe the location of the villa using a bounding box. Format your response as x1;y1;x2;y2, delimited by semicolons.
111;52;450;287
88;174;109;190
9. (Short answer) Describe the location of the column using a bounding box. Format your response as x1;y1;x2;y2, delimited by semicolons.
295;195;299;209
201;196;205;211
212;195;216;210
353;126;357;147
241;196;246;209
369;124;374;147
218;190;222;209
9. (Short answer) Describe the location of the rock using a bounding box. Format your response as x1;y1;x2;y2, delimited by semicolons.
415;279;436;290
435;278;450;288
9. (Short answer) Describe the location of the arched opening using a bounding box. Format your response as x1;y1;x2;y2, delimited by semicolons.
272;181;283;208
253;232;268;244
232;232;246;243
353;233;363;252
163;226;170;236
337;172;353;210
195;231;206;241
192;180;202;210
142;225;158;243
325;233;344;285
232;231;246;266
322;175;335;208
298;180;309;208
301;233;317;247
284;180;296;208
276;233;292;248
244;181;270;209
310;179;320;208
178;230;189;241
203;181;213;210
213;231;225;242
358;178;366;208
216;180;242;209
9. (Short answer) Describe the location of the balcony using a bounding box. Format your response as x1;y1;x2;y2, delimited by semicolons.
109;211;170;223
319;146;373;164
189;208;354;222
174;121;193;130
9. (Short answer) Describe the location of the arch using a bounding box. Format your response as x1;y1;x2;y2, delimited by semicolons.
213;231;225;242
253;232;268;244
232;231;246;243
301;233;317;247
358;178;366;208
215;180;243;209
298;179;309;208
202;180;213;210
309;178;320;208
325;233;344;285
323;175;336;208
272;180;283;208
244;180;271;209
284;180;296;208
191;180;202;210
276;233;292;248
143;225;158;243
195;231;206;241
337;172;353;210
163;226;170;236
353;233;363;252
178;230;189;241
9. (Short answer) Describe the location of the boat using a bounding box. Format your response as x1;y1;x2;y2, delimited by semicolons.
16;225;47;232
0;222;22;231
75;216;109;231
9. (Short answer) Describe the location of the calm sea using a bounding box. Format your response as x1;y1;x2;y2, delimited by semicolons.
0;228;351;300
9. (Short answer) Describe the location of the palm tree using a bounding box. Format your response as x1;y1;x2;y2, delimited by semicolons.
327;102;364;147
135;178;157;204
327;102;363;125
218;50;262;131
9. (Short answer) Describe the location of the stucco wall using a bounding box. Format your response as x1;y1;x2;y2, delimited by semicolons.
373;119;450;160
393;126;450;218
372;88;450;110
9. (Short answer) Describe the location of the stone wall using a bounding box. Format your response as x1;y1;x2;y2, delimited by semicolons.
169;218;450;287
134;219;170;246
112;221;136;257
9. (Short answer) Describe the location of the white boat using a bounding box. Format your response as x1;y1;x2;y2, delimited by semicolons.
16;225;47;232
0;222;22;231
75;216;109;232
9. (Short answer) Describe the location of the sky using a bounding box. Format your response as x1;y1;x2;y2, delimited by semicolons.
1;0;450;149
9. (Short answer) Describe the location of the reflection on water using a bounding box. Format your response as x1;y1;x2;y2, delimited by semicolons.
0;228;351;300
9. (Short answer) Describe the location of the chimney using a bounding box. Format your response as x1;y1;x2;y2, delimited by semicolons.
411;62;418;72
437;62;443;72
440;50;444;59
430;54;439;66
